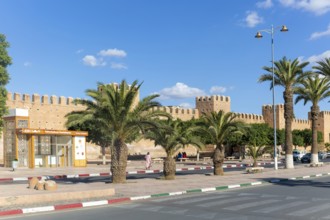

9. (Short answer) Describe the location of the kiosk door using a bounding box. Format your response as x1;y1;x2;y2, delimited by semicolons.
56;145;72;167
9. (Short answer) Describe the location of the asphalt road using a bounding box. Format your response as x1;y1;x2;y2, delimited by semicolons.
4;174;330;220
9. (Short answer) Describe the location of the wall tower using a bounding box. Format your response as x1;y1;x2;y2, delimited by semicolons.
195;95;230;116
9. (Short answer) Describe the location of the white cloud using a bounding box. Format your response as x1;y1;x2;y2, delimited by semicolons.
245;11;263;28
310;24;330;40
76;49;84;54
297;56;305;63
99;48;127;57
257;0;273;8
23;62;32;67
82;55;106;67
157;82;206;99
210;86;227;94
178;102;194;109
279;0;330;15
306;50;330;63
110;62;127;69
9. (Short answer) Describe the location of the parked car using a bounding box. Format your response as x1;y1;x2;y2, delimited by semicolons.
301;152;326;163
293;150;305;161
301;153;311;163
318;152;327;160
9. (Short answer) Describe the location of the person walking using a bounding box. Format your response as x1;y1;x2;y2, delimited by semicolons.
145;152;152;170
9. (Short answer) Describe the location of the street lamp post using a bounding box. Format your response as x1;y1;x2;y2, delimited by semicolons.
255;25;288;170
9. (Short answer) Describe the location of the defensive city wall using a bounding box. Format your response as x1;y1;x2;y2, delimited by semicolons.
1;90;329;161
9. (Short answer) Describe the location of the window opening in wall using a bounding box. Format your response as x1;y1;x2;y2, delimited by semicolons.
34;135;72;168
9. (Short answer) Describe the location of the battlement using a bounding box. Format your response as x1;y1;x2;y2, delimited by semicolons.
293;118;310;124
234;112;264;120
196;95;230;102
320;111;330;116
152;106;199;121
152;106;198;115
262;104;284;110
7;92;81;106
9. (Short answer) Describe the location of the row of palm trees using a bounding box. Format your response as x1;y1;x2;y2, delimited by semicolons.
259;57;330;168
65;57;330;184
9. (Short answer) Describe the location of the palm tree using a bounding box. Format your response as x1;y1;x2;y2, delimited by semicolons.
66;80;169;183
313;58;330;78
258;56;310;169
145;119;203;180
243;124;272;167
195;111;244;175
295;75;330;163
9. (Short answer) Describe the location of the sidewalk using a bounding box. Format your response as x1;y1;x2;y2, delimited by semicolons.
0;160;329;217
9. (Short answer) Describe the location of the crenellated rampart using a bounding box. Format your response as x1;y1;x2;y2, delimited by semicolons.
7;92;83;106
6;92;86;130
152;106;199;121
292;118;310;130
234;112;264;124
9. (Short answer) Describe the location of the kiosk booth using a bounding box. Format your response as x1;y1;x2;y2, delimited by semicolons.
3;109;88;168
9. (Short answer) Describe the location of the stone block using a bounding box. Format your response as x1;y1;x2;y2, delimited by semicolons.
28;177;39;189
36;181;45;190
45;180;57;191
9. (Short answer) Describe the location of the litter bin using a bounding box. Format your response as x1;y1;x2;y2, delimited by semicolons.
12;159;18;171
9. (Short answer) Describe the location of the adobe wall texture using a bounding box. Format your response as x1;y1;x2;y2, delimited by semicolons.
6;92;86;130
2;90;330;163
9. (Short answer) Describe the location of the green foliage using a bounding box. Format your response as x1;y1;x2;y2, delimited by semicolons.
277;129;285;146
66;80;169;145
259;56;310;91
301;129;312;148
313;57;330;78
243;123;272;165
0;34;11;133
325;143;330;152
194;111;245;149
65;80;170;183
144;118;203;158
295;75;330;106
243;123;272;147
292;129;304;148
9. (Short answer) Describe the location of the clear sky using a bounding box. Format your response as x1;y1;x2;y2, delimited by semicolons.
1;0;330;119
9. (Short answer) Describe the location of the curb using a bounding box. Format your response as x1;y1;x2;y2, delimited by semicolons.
1;168;325;218
0;162;278;183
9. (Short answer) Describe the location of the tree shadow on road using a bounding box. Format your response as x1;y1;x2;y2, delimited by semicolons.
258;177;330;188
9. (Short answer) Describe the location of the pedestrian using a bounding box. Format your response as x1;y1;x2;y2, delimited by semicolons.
145;152;152;170
177;152;182;161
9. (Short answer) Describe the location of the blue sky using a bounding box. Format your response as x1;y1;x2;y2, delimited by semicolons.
1;0;330;119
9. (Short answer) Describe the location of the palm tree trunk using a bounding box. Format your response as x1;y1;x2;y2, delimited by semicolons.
111;138;128;183
163;156;176;180
284;90;294;169
311;105;319;164
101;145;106;165
213;146;224;175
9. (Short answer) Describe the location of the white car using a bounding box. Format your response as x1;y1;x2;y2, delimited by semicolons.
318;152;327;160
293;151;305;161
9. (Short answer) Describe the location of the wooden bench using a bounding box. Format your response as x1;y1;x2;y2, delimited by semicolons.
226;156;235;160
246;167;264;173
262;153;272;159
203;157;211;162
152;158;163;163
178;157;189;162
309;162;324;167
